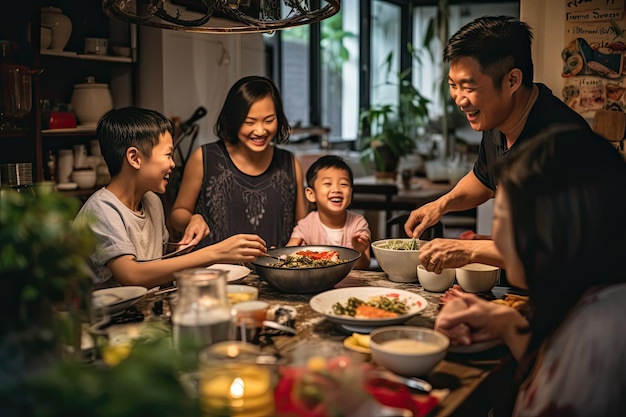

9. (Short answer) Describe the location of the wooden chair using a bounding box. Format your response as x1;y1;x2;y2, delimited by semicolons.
386;212;444;240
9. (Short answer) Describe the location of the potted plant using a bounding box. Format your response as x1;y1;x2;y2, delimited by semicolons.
359;52;430;177
0;188;200;417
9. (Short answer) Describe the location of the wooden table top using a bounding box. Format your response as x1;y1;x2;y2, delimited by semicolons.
238;269;512;417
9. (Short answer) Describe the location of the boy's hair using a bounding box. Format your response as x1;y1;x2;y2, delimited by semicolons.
97;106;173;177
215;76;290;145
306;155;354;188
444;15;534;90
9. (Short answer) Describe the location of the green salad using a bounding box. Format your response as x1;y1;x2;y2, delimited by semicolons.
379;239;420;250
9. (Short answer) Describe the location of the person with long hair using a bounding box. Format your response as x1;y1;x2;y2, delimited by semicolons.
435;126;626;416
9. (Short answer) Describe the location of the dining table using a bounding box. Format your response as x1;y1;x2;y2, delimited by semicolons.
232;268;515;417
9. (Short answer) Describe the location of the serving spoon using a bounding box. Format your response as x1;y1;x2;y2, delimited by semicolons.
367;369;433;393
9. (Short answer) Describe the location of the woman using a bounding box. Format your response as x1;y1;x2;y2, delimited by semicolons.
435;126;626;416
171;76;307;249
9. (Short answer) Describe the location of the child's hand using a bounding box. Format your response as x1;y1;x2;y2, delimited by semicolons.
351;231;370;253
209;234;267;263
180;214;209;246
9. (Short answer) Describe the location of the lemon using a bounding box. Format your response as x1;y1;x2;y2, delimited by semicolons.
352;333;370;348
102;343;132;366
306;356;327;372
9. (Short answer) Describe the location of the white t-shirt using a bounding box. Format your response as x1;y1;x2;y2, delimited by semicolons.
74;188;168;288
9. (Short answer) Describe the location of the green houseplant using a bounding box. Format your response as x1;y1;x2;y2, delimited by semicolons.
360;51;430;176
0;188;200;417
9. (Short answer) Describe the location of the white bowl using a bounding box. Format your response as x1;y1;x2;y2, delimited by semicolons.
226;284;258;305
424;160;448;182
71;169;97;189
417;265;455;292
369;326;449;377
371;239;425;283
455;263;500;293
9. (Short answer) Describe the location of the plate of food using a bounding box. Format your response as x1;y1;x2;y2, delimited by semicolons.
310;287;428;330
211;264;252;282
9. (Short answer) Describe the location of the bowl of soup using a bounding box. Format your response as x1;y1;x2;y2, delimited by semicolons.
369;326;449;377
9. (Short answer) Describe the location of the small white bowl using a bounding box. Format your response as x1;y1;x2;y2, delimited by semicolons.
455;263;500;293
369;326;449;377
226;284;258;305
71;169;97;189
417;265;455;292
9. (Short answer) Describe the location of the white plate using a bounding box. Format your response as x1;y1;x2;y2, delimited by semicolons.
448;339;503;354
57;182;78;191
92;286;148;313
310;287;428;328
210;264;252;282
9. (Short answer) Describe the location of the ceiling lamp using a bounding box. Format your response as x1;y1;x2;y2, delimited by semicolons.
102;0;341;34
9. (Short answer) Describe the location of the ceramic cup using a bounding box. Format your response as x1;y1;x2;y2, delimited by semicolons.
57;149;73;184
84;37;108;55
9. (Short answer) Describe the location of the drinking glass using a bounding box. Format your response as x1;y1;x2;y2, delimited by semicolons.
172;268;234;370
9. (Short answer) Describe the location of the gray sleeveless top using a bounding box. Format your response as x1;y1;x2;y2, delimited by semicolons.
194;141;297;249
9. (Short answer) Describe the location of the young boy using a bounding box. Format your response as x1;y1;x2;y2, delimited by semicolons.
75;107;267;289
287;155;371;269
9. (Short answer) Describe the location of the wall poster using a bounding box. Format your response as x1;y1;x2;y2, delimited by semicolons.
561;0;626;118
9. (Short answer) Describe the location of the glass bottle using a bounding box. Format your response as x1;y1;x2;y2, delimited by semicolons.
172;268;233;370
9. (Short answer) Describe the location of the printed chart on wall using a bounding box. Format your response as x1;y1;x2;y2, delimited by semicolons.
562;0;626;118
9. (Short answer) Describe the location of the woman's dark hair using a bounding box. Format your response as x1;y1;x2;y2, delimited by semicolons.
214;76;290;145
444;15;534;89
494;125;626;413
97;106;173;177
306;155;354;188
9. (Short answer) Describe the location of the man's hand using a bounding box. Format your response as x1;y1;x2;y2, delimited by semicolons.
418;238;476;273
404;201;444;239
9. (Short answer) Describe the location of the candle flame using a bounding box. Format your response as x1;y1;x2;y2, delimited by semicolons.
230;377;244;399
226;344;240;357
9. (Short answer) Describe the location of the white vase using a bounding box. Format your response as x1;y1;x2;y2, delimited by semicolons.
41;7;72;51
71;76;113;127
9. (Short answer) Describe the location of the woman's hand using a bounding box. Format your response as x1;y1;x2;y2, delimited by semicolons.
435;289;530;359
179;214;209;246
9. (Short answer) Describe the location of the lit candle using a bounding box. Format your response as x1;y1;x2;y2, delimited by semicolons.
200;342;275;416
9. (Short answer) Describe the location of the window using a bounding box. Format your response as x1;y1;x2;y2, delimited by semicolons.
270;1;520;145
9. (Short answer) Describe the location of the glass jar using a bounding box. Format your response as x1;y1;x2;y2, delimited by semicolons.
172;268;234;369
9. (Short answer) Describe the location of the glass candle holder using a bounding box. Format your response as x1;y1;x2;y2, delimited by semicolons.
199;341;275;417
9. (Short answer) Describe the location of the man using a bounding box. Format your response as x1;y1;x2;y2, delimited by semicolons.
405;16;591;273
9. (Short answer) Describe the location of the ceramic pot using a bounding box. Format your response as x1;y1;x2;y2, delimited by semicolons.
40;26;52;50
70;76;113;127
41;7;72;51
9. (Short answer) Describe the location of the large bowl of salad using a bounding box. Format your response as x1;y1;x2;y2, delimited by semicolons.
371;239;426;283
251;245;360;294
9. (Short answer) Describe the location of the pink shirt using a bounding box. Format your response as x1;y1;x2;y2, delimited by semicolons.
289;210;370;248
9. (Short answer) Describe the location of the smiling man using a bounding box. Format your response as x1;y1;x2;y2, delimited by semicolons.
404;16;591;274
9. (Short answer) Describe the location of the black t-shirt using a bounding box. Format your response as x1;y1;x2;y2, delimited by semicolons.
474;83;592;191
